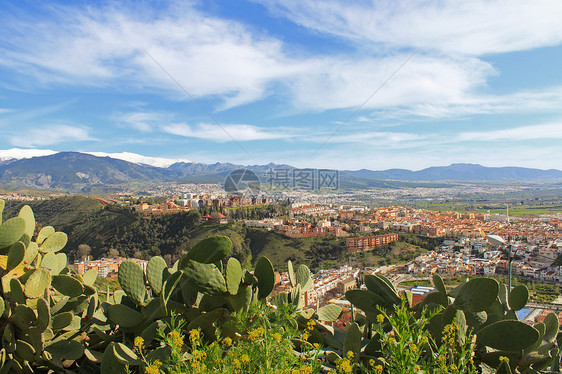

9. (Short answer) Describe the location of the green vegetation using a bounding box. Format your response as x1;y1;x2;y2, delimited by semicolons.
1;202;561;373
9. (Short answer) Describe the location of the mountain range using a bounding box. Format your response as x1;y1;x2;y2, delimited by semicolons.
0;151;561;191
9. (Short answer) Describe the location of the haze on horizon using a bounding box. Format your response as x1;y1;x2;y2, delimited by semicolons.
1;0;562;171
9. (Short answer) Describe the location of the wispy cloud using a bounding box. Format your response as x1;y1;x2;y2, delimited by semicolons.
10;125;96;147
162;123;294;142
458;122;562;141
257;0;562;55
117;111;171;132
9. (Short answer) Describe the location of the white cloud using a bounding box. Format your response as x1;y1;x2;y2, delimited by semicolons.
162;123;293;142
459;123;562;141
0;3;304;108
257;0;562;55
10;125;96;147
288;55;493;110
117;112;171;132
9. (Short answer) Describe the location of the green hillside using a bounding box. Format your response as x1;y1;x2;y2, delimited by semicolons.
4;196;432;270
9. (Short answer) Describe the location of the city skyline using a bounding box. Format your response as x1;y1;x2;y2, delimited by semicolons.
1;1;562;170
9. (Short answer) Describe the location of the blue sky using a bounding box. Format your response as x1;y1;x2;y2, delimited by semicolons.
1;0;562;170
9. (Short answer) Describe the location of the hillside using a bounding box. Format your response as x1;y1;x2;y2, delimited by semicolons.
4;196;435;270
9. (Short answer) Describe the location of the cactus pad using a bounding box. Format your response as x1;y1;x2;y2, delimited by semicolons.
18;205;35;239
107;304;145;328
543;312;559;343
254;256;275;299
24;268;51;299
508;285;528;311
181;260;227;295
453;277;498;312
36;226;55;245
364;274;401;306
187;235;232;264
7;241;25;270
52;274;84;297
0;217;26;248
118;261;147;304
146;256;167;295
39;232;68;253
41;252;67;275
477;320;539;351
317;304;342;322
343;323;361;362
225;257;242;295
82;268;97;286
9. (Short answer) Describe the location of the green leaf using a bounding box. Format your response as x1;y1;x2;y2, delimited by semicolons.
508;285;528;311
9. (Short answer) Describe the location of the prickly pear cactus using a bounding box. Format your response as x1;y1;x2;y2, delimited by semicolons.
0;200;100;373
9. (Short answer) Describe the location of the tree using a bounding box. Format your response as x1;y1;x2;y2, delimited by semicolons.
107;248;120;258
77;244;91;261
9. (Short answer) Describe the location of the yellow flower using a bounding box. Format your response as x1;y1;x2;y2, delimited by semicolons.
338;359;353;374
499;356;509;363
240;354;250;363
346;351;354;359
233;359;241;369
272;333;282;343
222;336;233;347
307;320;316;327
192;350;206;360
415;365;420;371
450;364;457;371
420;336;429;345
376;314;385;323
387;337;396;345
369;359;375;367
301;333;310;341
409;343;418;352
373;365;383;374
248;327;265;340
189;329;200;343
297;366;313;374
168;330;183;347
145;360;162;374
134;336;144;351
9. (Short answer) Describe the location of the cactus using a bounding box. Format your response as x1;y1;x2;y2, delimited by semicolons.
453;277;499;312
317;304;342;322
0;217;26;249
225;257;242;295
36;226;55;245
41;252;67;275
117;260;147;304
343;323;361;362
507;285;528;311
477;320;539;351
287;259;296;287
364;274;401;306
254;256;275;299
7;241;25;270
52;274;84;298
106;304;145;328
146;256;167;295
186;235;232;264
543;312;559;343
181;260;227;295
38;232;67;253
18;205;35;239
24;268;51;299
